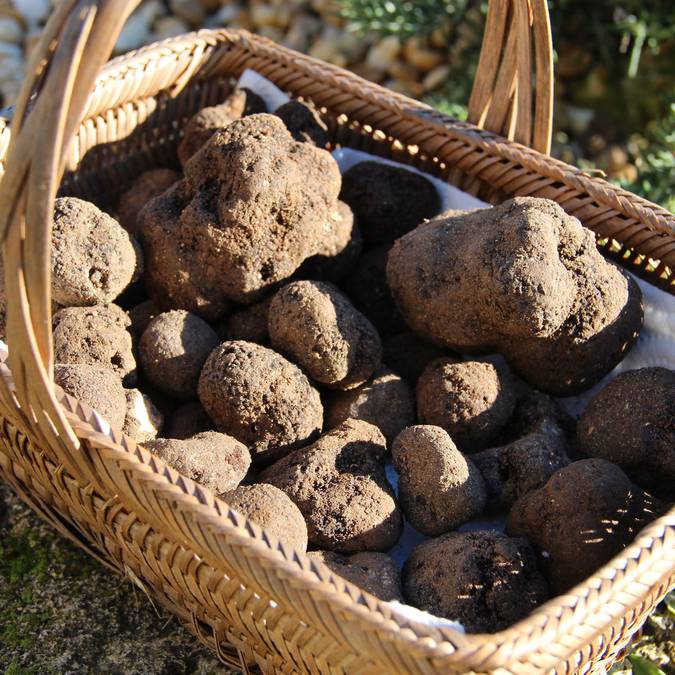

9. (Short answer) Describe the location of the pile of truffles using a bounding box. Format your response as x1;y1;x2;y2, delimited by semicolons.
12;83;670;635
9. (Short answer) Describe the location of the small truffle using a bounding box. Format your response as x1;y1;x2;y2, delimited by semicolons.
577;368;675;489
416;359;516;452
472;418;570;510
165;401;214;440
308;551;403;601
51;197;141;307
177;87;267;164
382;331;444;384
275;99;328;147
54;363;126;430
139;310;219;400
122;388;164;442
325;367;415;442
128;299;161;337
117;169;180;235
260;419;402;552
223;483;308;552
268;281;382;390
507;459;662;593
403;531;548;633
392;425;486;535
340;161;441;244
198;341;323;463
144;431;250;497
504;380;573;440
224;297;271;344
53;305;136;385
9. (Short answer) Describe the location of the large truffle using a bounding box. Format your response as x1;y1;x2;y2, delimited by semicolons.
117;169;180;235
577;368;675;490
51;197;141;307
308;551;403;601
472;418;570;510
416;359;516;452
403;531;548;633
387;197;643;394
139;310;219;400
140;114;342;317
165;401;214;440
340;161;441;244
53;305;136;385
268;281;382;390
275;99;328;147
144;431;250;497
122;388;164;442
506;459;662;593
54;363;126;430
325;367;415;443
223;483;308;552
260;419;402;552
382;331;444;384
198;341;323;463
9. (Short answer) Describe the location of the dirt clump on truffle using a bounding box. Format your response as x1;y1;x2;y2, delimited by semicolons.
382;331;444;384
268;280;382;390
325;367;415;443
140;114;342;317
122;388;164;442
165;401;214;440
416;358;516;452
403;530;548;633
260;419;402;552
198;340;323;464
275;99;328;147
51;197;141;307
144;431;250;497
223;483;308;552
117;169;180;235
340;161;441;244
308;550;403;601
139;310;219;400
387;197;643;394
224;297;271;344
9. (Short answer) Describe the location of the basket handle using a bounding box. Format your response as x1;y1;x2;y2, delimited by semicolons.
468;0;553;154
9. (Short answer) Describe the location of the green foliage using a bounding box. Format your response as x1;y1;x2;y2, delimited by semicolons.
626;654;667;675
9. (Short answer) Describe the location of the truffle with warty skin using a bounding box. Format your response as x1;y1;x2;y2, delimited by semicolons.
275;99;328;147
117;169;180;235
164;401;214;440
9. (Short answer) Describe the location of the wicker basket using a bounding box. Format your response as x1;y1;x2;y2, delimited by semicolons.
0;1;673;672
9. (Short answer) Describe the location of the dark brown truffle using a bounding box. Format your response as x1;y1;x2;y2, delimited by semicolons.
165;401;214;440
139;310;219;400
275;99;328;147
387;197;643;394
198;341;323;463
53;304;137;385
122;388;164;442
392;425;487;535
268;281;382;390
223;483;308;552
325;367;415;443
472;418;570;510
504;380;573;440
403;531;548;633
51;197;141;307
55;363;126;430
260;419;402;552
577;368;675;489
177;87;267;164
340;161;441;244
140;114;342;317
117;169;180;235
144;431;250;497
382;331;444;384
128;299;161;337
224;297;271;344
308;550;403;601
416;359;516;452
506;459;662;593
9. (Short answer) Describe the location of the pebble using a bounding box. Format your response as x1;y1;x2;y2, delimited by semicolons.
13;0;50;25
365;35;401;73
403;37;443;72
423;64;451;91
153;16;189;41
169;0;205;27
0;16;23;44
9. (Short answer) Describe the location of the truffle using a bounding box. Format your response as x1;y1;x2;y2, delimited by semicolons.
165;401;214;440
117;169;180;235
122;388;164;442
392;425;487;535
387;197;643;394
275;99;328;147
140;114;342;317
53;304;136;385
577;368;675;490
177;87;267;164
504;380;573;440
139;310;219;400
416;359;516;452
340;161;441;244
308;550;403;601
506;458;662;593
144;431;250;497
268;280;382;390
472;418;570;510
223;483;308;552
198;341;323;463
54;363;126;430
224;297;271;345
51;197;141;307
325;367;415;443
403;531;548;632
260;419;402;552
382;331;444;384
128;299;161;337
